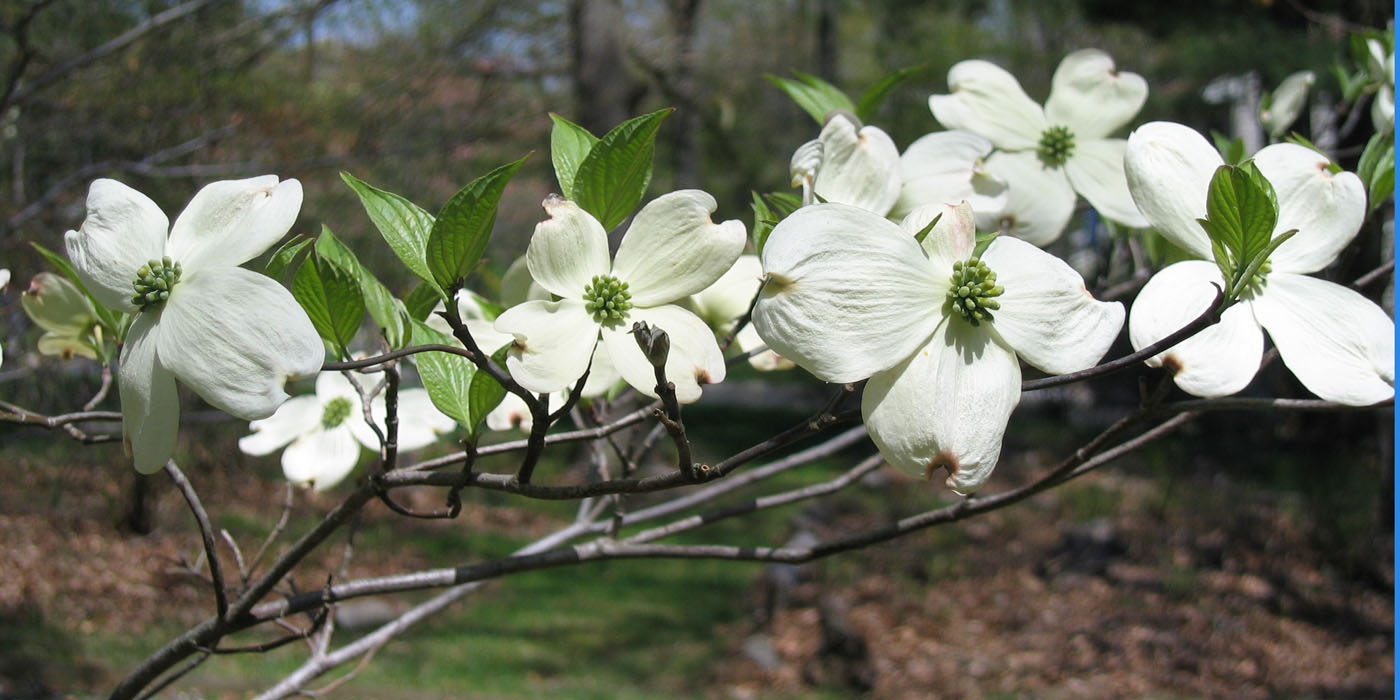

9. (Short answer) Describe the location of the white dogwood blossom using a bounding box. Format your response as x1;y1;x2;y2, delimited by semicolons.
753;202;1123;493
789;113;901;214
239;372;455;490
929;49;1150;245
0;269;8;368
494;191;745;403
65;177;324;473
1124;121;1393;405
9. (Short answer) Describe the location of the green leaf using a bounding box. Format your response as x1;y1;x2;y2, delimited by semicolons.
465;345;509;438
766;72;856;124
340;171;443;299
573;109;673;231
404;282;442;322
426;155;529;291
549;113;599;200
316;227;408;348
764;191;803;216
1200;163;1280;297
972;229;998;258
1357;130;1395;210
292;252;365;359
410;319;480;431
1210;130;1246;165
750;191;776;255
29;241;123;333
264;235;313;280
912;212;943;245
855;64;927;122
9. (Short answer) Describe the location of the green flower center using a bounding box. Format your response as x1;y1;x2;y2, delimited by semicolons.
945;257;1005;327
1037;125;1076;168
1239;258;1272;297
321;396;353;429
130;256;182;312
582;274;633;324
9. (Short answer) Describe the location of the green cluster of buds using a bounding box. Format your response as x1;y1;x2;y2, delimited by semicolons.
945;257;1005;326
131;256;183;312
1037;125;1075;168
583;274;633;323
321;396;353;429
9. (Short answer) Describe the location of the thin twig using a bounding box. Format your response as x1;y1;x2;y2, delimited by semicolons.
165;461;228;617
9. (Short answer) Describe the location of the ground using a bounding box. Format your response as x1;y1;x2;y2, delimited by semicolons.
0;409;1393;699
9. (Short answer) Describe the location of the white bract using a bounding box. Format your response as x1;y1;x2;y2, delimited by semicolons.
890;130;1009;229
753;201;1123;493
789;113;901;214
65;177;324;473
0;268;7;368
688;254;793;371
239;372;455;491
1124;121;1394;405
1368;39;1394;133
494;191;745;403
929;49;1150;245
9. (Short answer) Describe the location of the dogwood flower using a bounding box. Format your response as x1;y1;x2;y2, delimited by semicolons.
65;177;324;473
1368;39;1394;133
1124;121;1393;405
890;130;1010;230
494;191;745;403
239;372;455;490
929;49;1150;245
753;201;1123;493
429;288;617;430
789;114;901;214
21;272;101;360
688;255;792;371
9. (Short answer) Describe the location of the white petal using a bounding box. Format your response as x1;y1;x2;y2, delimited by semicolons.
904;201;976;270
239;394;323;456
862;320;1021;495
1253;273;1394;406
929;60;1046;150
282;427;363;491
119;313;180;473
65;179;170;312
984;151;1077;247
983;236;1125;374
1371;84;1394;133
156;267;325;420
736;323;794;371
494;299;599;394
525;196;612;299
1043;49;1148;139
486;391;535;432
580;342;621;398
752;203;944;382
811;115;902;215
1253;143;1368;274
1124;122;1220;259
363;387;456;450
602;304;725;404
891;130;1008;221
1127;261;1263;397
612;190;747;306
166;176;302;272
1064;139;1149;227
1260;70;1315;139
689;255;764;331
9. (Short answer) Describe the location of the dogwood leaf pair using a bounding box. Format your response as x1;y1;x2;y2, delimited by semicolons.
1125;121;1394;405
754;201;1122;493
65;177;324;472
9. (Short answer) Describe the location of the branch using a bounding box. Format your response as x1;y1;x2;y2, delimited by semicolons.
1022;285;1226;392
3;0;223;110
165;461;228;617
